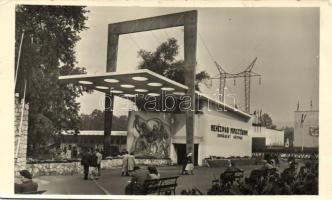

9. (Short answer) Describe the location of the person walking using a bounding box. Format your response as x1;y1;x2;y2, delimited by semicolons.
66;145;72;160
89;148;98;180
80;148;91;180
181;154;188;175
184;153;194;175
95;149;102;176
121;150;129;176
128;152;136;175
72;146;78;159
60;148;66;160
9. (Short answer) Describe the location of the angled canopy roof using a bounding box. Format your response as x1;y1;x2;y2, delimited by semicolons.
59;69;251;118
59;69;187;96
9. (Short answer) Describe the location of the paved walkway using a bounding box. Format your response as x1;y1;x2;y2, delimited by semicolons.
35;162;290;195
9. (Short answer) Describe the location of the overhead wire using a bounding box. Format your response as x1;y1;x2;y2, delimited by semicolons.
197;31;235;103
173;27;247;109
198;31;217;65
164;29;170;39
199;31;256;110
151;31;161;44
128;34;141;51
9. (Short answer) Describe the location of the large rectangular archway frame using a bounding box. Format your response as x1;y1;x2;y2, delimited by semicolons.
104;10;197;161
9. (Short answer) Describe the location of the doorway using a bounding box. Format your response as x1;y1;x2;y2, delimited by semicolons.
173;143;198;166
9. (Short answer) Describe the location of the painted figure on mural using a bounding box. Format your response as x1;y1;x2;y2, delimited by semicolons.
131;114;171;158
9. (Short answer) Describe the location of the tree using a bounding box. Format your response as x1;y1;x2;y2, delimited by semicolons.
137;38;210;91
114;115;129;131
79;109;128;131
79;109;104;130
260;113;273;128
15;5;90;156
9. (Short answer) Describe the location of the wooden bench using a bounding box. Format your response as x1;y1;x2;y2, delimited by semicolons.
144;176;179;195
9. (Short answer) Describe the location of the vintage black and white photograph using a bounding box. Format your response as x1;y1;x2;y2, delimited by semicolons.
12;4;320;196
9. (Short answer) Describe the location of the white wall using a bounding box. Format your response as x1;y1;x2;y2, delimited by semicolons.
170;101;252;165
169;113;204;165
127;101;253;165
200;113;252;159
294;111;319;148
251;127;284;146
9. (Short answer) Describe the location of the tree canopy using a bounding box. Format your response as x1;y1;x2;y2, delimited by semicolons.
260;113;278;129
79;109;128;131
137;38;210;91
15;5;90;156
260;113;273;128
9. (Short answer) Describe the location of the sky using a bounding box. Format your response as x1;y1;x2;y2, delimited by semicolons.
74;7;319;127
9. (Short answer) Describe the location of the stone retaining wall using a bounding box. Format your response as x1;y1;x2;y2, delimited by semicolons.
27;158;172;177
27;162;83;176
14;97;29;177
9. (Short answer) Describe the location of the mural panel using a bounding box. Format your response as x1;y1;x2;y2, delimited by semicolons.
127;111;172;158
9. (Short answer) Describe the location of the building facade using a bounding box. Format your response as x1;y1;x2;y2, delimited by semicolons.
61;130;127;156
251;126;285;147
251;125;285;151
127;96;253;166
294;110;319;148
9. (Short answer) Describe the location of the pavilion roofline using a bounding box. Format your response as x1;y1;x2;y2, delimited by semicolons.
59;69;251;119
59;69;188;91
197;91;251;119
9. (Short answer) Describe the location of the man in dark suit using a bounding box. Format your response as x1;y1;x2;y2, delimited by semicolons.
81;148;91;180
15;170;38;194
125;166;150;195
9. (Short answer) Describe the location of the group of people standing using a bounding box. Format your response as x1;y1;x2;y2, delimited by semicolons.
52;146;79;160
80;148;102;180
121;151;136;176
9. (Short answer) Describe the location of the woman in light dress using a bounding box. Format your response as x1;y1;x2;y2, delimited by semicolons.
184;153;194;175
127;152;136;175
121;151;129;176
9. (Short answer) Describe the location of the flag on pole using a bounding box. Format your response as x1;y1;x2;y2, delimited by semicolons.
297;100;299;111
259;109;262;132
300;113;306;128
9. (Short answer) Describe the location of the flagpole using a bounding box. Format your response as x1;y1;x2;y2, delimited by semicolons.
301;130;304;152
15;30;25;89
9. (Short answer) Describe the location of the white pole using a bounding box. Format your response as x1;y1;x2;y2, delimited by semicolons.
301;129;304;152
14;30;25;88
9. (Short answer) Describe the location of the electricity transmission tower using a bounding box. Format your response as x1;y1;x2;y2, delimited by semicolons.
209;57;261;113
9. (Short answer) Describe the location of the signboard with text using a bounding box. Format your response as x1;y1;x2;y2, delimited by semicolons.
210;124;248;140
